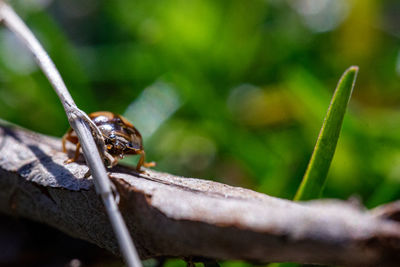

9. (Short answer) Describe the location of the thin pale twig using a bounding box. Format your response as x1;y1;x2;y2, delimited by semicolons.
0;2;142;266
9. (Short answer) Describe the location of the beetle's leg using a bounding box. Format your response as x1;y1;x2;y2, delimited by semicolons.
143;161;156;168
73;142;81;161
136;150;156;172
62;128;73;153
102;151;118;168
65;142;81;164
62;135;67;153
110;155;119;168
136;150;145;172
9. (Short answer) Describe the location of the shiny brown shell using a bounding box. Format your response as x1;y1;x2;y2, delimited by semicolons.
89;111;143;157
62;111;155;172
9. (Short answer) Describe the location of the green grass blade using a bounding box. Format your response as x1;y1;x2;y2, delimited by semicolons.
294;66;359;201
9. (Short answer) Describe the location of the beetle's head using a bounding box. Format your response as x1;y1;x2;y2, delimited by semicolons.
105;132;142;157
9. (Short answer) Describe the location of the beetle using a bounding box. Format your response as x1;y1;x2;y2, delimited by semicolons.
62;111;155;172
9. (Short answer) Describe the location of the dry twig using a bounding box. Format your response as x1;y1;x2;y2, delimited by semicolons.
0;2;141;266
1;122;400;267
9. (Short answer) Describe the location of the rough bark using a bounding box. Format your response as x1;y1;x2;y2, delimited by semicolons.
1;121;400;266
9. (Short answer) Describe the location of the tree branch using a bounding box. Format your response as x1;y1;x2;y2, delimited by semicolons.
1;121;400;266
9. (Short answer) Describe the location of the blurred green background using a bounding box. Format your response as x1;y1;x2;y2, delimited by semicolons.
1;0;400;265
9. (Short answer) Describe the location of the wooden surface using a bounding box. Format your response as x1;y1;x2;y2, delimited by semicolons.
1;122;400;266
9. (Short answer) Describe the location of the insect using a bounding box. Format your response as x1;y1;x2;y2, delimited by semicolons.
62;111;155;172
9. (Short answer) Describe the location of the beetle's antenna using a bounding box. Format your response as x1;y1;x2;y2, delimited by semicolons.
0;2;142;267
